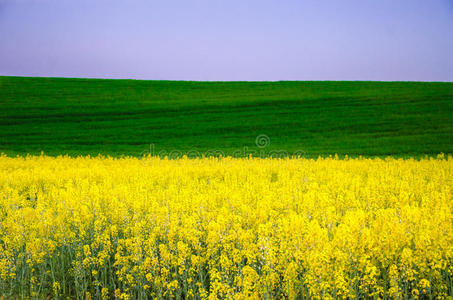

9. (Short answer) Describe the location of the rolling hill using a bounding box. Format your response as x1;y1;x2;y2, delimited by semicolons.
1;76;452;157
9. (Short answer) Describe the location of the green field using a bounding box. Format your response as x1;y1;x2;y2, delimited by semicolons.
1;76;452;157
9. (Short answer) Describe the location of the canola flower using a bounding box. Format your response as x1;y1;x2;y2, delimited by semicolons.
0;154;452;299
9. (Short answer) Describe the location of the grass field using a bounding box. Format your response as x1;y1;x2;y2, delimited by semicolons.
1;76;453;157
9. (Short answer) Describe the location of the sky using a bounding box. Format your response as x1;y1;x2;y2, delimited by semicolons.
0;0;453;81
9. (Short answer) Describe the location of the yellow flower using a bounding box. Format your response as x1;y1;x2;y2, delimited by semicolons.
0;154;451;298
101;288;109;299
52;281;61;295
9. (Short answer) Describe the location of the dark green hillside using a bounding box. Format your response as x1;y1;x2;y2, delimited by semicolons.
0;76;452;157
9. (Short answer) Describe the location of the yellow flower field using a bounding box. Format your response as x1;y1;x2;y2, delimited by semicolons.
0;154;452;299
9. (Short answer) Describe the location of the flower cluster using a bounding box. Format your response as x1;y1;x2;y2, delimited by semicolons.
0;154;452;299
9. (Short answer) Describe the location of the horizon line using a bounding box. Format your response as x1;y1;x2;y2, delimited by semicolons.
1;74;453;84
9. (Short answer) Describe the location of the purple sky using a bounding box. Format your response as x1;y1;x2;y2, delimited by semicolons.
1;0;453;81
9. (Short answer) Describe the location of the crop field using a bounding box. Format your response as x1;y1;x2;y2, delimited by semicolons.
1;76;453;299
0;155;452;299
1;76;453;157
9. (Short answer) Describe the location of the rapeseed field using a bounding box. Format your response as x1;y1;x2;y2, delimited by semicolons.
0;155;452;299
